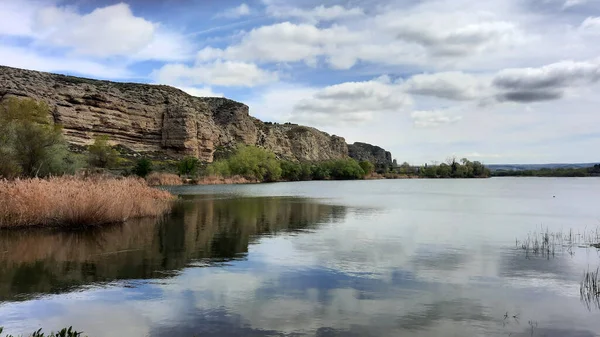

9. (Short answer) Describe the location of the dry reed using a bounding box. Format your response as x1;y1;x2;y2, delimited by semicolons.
0;176;174;228
194;175;256;185
146;172;183;186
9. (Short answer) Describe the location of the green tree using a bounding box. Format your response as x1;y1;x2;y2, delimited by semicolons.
132;157;153;178
87;135;118;168
0;97;80;177
281;161;302;181
226;145;282;182
178;156;201;176
206;160;231;177
311;164;331;180
359;160;375;176
328;159;365;180
437;163;451;178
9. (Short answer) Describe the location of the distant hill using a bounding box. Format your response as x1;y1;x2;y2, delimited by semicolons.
488;163;600;172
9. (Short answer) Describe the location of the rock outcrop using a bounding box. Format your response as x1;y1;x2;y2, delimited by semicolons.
0;65;388;162
348;142;393;167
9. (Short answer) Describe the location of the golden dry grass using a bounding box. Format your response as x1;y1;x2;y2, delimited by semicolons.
0;176;174;228
146;172;183;186
195;175;256;185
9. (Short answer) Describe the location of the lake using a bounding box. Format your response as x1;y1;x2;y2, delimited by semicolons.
1;178;600;337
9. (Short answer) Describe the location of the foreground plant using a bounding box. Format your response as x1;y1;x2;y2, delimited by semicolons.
0;326;83;337
0;176;174;228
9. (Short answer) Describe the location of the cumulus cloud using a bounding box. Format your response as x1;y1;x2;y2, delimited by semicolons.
196;5;528;70
196;22;361;68
401;72;491;101
0;45;131;79
411;110;463;128
176;86;224;98
292;77;412;123
153;60;278;87
216;3;252;19
492;60;600;102
267;5;364;23
34;3;156;57
580;16;600;34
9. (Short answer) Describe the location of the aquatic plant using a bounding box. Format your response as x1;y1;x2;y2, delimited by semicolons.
0;176;174;228
516;226;600;258
581;267;600;311
0;326;83;337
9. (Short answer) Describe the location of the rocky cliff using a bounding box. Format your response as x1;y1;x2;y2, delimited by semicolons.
0;65;389;163
348;142;393;166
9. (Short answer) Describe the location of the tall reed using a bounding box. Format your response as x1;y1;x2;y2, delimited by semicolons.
0;176;174;228
145;172;183;186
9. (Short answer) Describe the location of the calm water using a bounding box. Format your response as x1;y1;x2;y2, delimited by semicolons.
1;178;600;336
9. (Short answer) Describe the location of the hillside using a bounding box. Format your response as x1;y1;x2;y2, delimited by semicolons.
0;65;393;165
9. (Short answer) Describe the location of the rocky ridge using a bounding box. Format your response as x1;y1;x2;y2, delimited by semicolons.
0;65;391;164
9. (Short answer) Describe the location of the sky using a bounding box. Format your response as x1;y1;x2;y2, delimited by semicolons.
1;0;600;164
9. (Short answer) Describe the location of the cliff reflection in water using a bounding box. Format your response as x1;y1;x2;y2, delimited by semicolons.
0;196;347;302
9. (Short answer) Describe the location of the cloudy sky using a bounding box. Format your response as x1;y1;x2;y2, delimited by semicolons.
1;0;600;164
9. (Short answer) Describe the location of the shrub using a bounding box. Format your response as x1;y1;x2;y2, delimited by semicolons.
211;145;282;182
0;97;80;177
178;156;201;176
88;135;118;168
359;160;375;176
146;172;183;186
327;159;365;180
206;160;231;177
132;157;153;178
281;161;302;181
0;176;173;228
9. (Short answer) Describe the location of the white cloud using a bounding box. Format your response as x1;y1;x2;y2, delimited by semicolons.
196;22;362;68
34;3;156;57
0;0;37;37
292;77;412;123
217;3;252;19
401;72;491;101
410;110;463;128
492;59;600;102
563;0;588;9
153;60;278;87
267;5;364;23
245;84;318;122
0;45;131;79
176;86;224;98
580;16;600;34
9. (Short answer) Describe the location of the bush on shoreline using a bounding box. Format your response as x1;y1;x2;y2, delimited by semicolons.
0;176;174;229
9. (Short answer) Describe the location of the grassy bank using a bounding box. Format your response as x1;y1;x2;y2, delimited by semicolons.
0;176;173;228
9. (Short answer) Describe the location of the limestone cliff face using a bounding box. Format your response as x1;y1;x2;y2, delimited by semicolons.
0;65;351;162
348;142;393;166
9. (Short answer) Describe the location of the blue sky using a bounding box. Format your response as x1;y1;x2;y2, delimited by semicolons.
1;0;600;164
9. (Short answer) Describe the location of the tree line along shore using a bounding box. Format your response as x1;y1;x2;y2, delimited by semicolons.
0;97;490;229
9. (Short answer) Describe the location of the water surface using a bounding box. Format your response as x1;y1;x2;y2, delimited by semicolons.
1;178;600;336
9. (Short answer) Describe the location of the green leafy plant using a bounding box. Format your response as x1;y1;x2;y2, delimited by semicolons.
178;156;201;176
132;157;153;178
87;135;118;169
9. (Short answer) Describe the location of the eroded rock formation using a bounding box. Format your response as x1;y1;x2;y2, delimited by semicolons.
348;142;393;166
0;65;389;162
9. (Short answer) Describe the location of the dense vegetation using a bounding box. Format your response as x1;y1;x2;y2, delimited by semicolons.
206;145;372;182
0;97;492;184
0;97;82;178
391;158;491;178
492;164;600;177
